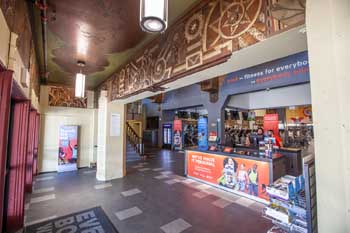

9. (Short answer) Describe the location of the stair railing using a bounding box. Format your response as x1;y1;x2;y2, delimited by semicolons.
126;122;144;156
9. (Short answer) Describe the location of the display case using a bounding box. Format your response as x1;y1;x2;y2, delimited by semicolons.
162;123;172;149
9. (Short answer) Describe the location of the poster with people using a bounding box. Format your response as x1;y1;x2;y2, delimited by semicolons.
197;117;208;150
58;125;78;172
186;151;270;200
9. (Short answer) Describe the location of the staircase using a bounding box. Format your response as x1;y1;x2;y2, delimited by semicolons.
126;140;142;162
126;122;145;161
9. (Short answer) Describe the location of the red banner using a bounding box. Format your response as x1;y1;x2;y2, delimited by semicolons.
186;151;270;200
173;120;182;149
263;114;279;136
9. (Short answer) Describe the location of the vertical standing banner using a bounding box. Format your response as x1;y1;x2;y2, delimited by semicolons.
173;120;182;150
58;125;78;172
263;114;279;136
197;117;208;150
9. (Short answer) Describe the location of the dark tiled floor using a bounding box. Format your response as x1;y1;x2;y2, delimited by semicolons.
25;148;272;233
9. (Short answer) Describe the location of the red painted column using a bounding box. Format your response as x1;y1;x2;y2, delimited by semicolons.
6;100;30;233
0;70;13;231
25;110;37;193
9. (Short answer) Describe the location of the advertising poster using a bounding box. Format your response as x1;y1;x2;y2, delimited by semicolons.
173;120;182;150
197;117;208;150
286;106;312;124
186;151;270;200
58;125;78;172
263;114;279;136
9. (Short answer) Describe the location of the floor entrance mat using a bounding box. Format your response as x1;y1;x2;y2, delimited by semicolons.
25;206;119;233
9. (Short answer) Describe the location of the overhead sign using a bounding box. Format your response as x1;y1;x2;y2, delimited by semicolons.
222;51;310;94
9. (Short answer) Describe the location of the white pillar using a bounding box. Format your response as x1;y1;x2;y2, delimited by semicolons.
97;91;126;181
306;1;350;232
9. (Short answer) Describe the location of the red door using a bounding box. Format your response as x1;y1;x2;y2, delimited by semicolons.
0;70;13;232
6;100;30;232
25;110;38;193
33;113;40;176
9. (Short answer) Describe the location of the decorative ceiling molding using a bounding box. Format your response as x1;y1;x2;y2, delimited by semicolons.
48;86;87;108
270;0;306;26
97;0;305;101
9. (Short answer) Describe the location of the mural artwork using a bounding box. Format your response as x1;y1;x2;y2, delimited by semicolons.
98;0;305;101
48;86;87;108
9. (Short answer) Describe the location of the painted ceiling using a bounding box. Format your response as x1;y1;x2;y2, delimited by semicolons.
31;0;200;89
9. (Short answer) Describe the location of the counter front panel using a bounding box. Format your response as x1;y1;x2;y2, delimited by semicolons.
186;150;270;200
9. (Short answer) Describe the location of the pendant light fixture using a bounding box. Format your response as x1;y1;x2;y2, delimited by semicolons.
75;61;86;98
140;0;168;33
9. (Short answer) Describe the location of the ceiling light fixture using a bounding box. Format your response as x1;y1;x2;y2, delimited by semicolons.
140;0;168;33
75;61;86;98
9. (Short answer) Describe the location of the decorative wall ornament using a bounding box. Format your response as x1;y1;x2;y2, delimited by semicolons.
48;86;87;108
98;0;305;101
270;0;306;26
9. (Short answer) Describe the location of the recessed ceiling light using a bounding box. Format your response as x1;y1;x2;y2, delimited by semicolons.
75;61;86;98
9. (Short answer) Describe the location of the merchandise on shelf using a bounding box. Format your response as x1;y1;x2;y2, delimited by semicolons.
263;205;291;224
267;226;288;233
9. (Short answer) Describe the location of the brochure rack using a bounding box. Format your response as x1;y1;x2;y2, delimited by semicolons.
263;158;317;233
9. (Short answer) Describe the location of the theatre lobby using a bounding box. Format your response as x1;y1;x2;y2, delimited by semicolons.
0;0;349;233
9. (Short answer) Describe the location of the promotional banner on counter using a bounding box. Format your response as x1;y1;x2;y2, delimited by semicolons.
173;120;182;150
197;117;208;150
58;125;78;172
222;51;310;95
186;151;270;200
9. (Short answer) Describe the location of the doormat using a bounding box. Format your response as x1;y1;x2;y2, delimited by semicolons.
25;206;119;233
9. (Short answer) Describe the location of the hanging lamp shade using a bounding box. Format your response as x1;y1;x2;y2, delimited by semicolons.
140;0;168;33
75;72;85;98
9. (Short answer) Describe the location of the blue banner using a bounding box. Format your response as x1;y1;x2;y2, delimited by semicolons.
221;51;310;95
198;117;208;150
